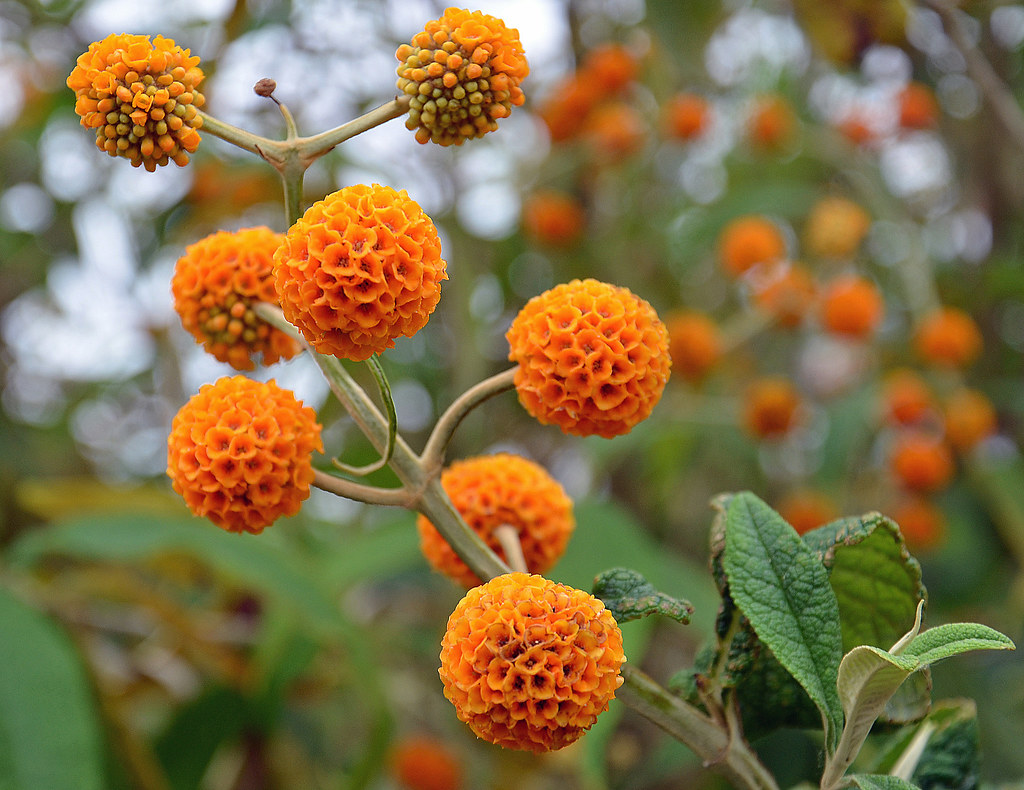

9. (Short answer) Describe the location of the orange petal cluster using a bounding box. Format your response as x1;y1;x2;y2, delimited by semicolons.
167;376;323;534
273;184;447;361
914;307;982;368
172;227;300;371
819;274;884;339
666;311;721;382
506;279;671;438
750;262;817;329
522;190;586;248
882;368;935;426
717;215;787;278
396;7;528;146
417;454;575;588
889;431;954;493
777;489;839;536
663;92;711;142
943;389;997;452
743;377;802;439
803;197;871;260
439;573;624;753
67;33;203;170
390;735;463;790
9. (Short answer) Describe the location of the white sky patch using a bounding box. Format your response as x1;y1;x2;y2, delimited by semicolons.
705;8;810;87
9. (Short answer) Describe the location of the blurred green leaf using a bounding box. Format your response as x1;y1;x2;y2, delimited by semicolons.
843;775;921;790
0;587;105;790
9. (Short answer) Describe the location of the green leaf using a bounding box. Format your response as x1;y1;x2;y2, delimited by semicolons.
592;567;694;625
0;587;105;790
909;700;980;790
842;775;921;790
902;622;1015;665
723;492;844;751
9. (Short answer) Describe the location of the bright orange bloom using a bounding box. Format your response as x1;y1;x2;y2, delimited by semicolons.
172;227;300;371
585;101;646;161
803;197;871;260
777;489;839;536
747;94;797;151
898;82;939;130
439;572;624;753
743;377;802;439
166;377;323;534
819;274;884;339
274;184;447;361
914;307;983;368
663;92;711;141
522;190;585;248
944;389;997;452
506;279;671;438
581;43;639;96
750;261;817;328
391;735;463;790
890;495;945;551
882;368;935;426
417;454;574;588
717;215;787;278
67;33;203;170
666;311;721;382
396;8;528;146
889;431;954;493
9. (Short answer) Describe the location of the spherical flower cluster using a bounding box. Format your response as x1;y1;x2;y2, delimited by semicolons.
882;368;935;426
819;274;884;339
67;33;204;170
718;215;787;278
743;377;802;439
274;184;447;361
889;431;954;493
777;489;838;536
914;307;982;368
803;197;871;260
172;227;300;371
396;8;528;146
522;190;585;248
944;389;997;452
506;279;671;438
747;94;797;151
750;262;817;329
898;82;939;130
390;735;463;790
167;376;323;533
890;495;945;551
663;92;711;142
439;573;625;753
585;101;647;161
666;311;721;382
417;454;574;588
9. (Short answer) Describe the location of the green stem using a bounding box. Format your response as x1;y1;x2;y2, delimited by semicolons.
294;97;410;163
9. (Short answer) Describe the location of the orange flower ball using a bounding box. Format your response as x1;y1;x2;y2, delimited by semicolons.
837;113;874;146
67;33;203;170
582;43;639;96
585;101;646;161
166;376;323;534
522;190;586;248
944;389;997;452
506;279;671;438
743;377;802;439
777;489;839;536
819;274;884;339
172;227;300;371
666;311;722;382
889;431;955;493
803;197;871;260
538;74;601;143
751;261;817;328
914;307;983;368
747;94;797;151
898;81;939;130
717;215;787;278
890;495;945;552
416;454;575;588
396;8;528;146
439;573;624;753
882;368;935;426
391;735;463;790
663;92;711;142
274;184;447;361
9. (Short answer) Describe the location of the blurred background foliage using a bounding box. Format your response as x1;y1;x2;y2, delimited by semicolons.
1;0;1023;788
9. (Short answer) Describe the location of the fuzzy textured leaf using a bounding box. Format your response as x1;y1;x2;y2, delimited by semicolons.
902;622;1015;665
593;567;694;625
723;492;844;751
843;775;921;790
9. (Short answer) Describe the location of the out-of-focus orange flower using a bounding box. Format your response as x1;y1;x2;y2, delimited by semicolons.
804;197;871;260
506;279;671;438
274;183;447;361
416;454;574;588
944;389;997;452
717;215;787;278
836;113;875;146
666;311;721;382
747;94;797;152
439;573;624;753
777;489;839;536
522;190;585;248
585;101;646;161
819;274;884;339
391;735;463;790
882;368;935;426
538;74;602;142
742;377;802;439
581;43;639;96
889;431;955;493
890;495;945;551
172;227;300;371
898;81;939;130
396;8;528;146
914;307;983;368
750;261;817;328
663;92;711;142
166;376;322;534
67;33;204;170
